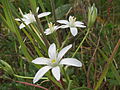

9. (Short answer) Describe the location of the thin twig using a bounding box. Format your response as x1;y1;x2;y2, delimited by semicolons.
50;0;61;46
34;13;50;48
86;37;100;88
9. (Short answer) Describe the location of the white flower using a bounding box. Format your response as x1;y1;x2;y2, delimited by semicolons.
32;43;82;83
57;16;86;36
15;7;51;29
44;22;59;35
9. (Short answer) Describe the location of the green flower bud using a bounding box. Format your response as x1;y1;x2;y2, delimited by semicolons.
0;60;14;76
88;4;97;28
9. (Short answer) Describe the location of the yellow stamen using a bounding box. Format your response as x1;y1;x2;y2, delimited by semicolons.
48;22;53;28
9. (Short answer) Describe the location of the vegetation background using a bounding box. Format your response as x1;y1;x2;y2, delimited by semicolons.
0;0;120;90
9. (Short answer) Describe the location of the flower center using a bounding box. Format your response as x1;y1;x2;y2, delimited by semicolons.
69;16;76;27
48;22;55;32
51;59;56;64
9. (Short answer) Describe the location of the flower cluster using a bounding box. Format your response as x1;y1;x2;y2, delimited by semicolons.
15;7;85;83
15;8;86;36
45;16;86;36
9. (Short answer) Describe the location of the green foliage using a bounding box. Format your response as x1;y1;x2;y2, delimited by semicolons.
0;0;120;90
55;4;71;19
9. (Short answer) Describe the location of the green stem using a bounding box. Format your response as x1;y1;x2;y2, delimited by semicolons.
47;74;64;89
72;28;90;57
14;74;33;79
50;0;56;22
50;0;62;46
62;67;69;84
14;74;48;80
67;80;72;90
60;32;70;49
34;14;50;48
54;32;60;48
38;0;49;23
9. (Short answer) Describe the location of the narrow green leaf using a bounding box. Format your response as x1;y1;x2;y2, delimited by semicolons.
1;0;32;61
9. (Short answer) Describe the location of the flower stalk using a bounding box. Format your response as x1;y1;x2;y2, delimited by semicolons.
72;28;90;58
50;0;62;46
34;13;50;48
62;67;70;84
50;0;57;22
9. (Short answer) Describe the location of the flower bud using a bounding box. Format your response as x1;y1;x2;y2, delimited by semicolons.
88;4;97;28
0;60;14;76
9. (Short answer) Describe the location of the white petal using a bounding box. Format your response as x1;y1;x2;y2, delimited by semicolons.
33;66;52;83
57;20;69;24
59;25;69;29
38;12;51;18
15;18;21;21
54;26;59;31
32;57;50;65
52;66;60;81
44;28;51;35
60;58;82;67
36;7;39;13
75;21;86;28
57;44;72;61
75;24;86;28
70;27;78;36
23;14;31;19
19;20;31;29
75;21;84;25
69;16;73;21
48;43;57;59
24;20;31;25
19;23;25;29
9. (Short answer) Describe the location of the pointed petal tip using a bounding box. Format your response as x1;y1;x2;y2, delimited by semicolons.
32;60;35;63
51;43;55;46
36;7;39;13
72;33;76;37
15;18;21;21
33;80;36;84
69;44;72;48
48;12;51;14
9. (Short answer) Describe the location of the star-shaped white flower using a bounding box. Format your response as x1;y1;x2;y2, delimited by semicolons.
15;7;51;29
57;16;86;36
44;22;59;35
32;43;82;83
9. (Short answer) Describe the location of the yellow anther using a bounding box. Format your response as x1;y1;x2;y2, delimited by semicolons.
48;22;53;28
74;17;76;21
